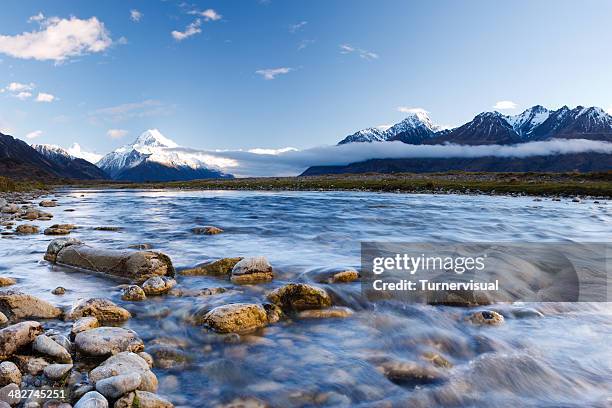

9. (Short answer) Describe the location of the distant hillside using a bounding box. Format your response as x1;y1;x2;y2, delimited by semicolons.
33;144;108;180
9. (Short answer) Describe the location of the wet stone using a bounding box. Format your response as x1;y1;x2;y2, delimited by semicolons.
95;372;141;399
141;276;176;296
230;257;274;284
75;327;144;358
179;257;243;277
114;391;174;408
15;225;39;235
297;307;353;319
266;283;332;312
32;334;72;363
121;286;146;301
66;298;130;322
43;364;73;381
469;310;504;326
89;352;157;393
0;362;21;387
70;316;100;339
0;278;15;287
191;226;224;235
0;291;62;320
200;303;270;333
51;287;66;296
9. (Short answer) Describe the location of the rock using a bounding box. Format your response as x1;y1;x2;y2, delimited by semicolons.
66;298;130;322
200;303;269;333
297;307;353;319
49;334;72;351
89;352;157;393
114;391;173;408
0;278;15;287
0;401;9;408
329;270;359;283
75;328;144;358
468;310;504;326
378;360;445;386
266;283;332;312
39;201;57;207
1;204;19;214
141;277;176;296
180;257;243;277
0;291;62;320
0;362;21;387
15;225;39;234
95;372;141;399
11;355;48;376
121;286;146;302
32;335;72;363
230;257;273;284
128;244;152;250
215;398;267;408
70;317;99;339
42;401;72;408
191;226;223;235
0;383;20;406
51;287;66;296
44;238;82;263
52;244;175;281
421;352;453;368
146;345;189;369
137;352;154;369
43;363;73;381
0;313;6;325
73;391;108;408
93;227;122;232
49;224;76;230
44;228;71;236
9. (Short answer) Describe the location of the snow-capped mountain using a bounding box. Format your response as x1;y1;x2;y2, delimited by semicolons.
97;129;233;181
339;105;612;146
32;143;108;180
338;111;443;145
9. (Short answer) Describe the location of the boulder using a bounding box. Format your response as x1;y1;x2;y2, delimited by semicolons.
70;317;100;339
329;270;359;283
0;278;15;287
200;303;269;333
378;360;445;386
73;391;108;408
230;257;273;284
65;298;130;322
75;328;144;358
15;225;39;235
266;283;332;312
51;287;66;296
468;310;504;326
43;363;73;381
39;201;57;207
11;355;48;376
44;228;71;236
49;243;174;281
0;362;21;387
191;226;223;235
128;244;152;250
1;204;19;214
0;291;62;320
179;257;243;276
141;277;176;296
95;372;141;399
0;321;43;359
121;286;146;302
89;352;157;393
44;238;82;263
32;334;72;363
114;391;173;408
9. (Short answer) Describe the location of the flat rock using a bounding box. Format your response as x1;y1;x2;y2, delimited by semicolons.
114;391;174;408
75;328;144;358
230;257;273;284
200;303;269;333
0;278;15;287
32;334;72;363
70;316;100;339
180;257;243;277
141;277;176;296
15;225;39;234
74;391;108;408
191;226;223;235
66;298;130;322
0;362;21;387
266;283;332;312
89;352;157;393
43;363;73;381
0;290;62;320
121;286;146;301
0;321;43;359
44;228;71;236
95;372;141;399
39;201;57;207
93;226;122;231
44;238;82;262
297;307;353;319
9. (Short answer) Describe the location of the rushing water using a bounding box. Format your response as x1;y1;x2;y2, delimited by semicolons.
1;189;611;407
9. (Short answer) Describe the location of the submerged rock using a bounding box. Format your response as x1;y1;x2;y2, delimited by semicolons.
147;345;189;369
378;360;445;386
66;298;131;322
39;200;57;207
93;226;123;232
0;321;43;359
297;307;353;319
89;352;157;393
75;328;144;358
200;303;270;333
44;227;71;235
70;316;100;339
121;286;146;301
32;334;72;363
73;391;108;408
468;310;504;326
141;276;176;296
128;244;152;250
191;226;224;235
180;257;243;276
47;241;175;281
0;290;62;320
266;283;332;312
15;224;39;235
51;287;66;296
230;257;274;284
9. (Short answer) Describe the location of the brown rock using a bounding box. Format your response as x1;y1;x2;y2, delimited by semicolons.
230;257;273;284
70;316;100;339
191;226;223;235
468;310;504;326
44;227;71;236
0;278;15;287
200;303;269;333
75;328;144;358
0;290;62;320
121;286;146;301
66;298;131;322
266;283;332;312
39;200;57;207
141;277;176;296
180;257;243;276
0;321;43;359
15;225;39;235
297;307;353;319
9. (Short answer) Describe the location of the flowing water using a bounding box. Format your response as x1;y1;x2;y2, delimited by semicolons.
1;189;611;407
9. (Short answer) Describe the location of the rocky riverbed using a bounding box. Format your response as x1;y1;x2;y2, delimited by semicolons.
0;189;610;407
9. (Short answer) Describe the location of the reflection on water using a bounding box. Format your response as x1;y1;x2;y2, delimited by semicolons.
1;189;611;407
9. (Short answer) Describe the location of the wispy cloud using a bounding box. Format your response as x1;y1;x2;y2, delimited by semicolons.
90;99;169;123
35;92;55;102
188;9;222;22
6;82;34;92
256;67;292;80
339;44;378;60
0;15;112;62
25;130;43;139
494;100;518;110
172;20;202;41
289;21;308;33
15;91;32;100
130;9;142;23
297;39;314;51
107;128;128;139
397;106;429;115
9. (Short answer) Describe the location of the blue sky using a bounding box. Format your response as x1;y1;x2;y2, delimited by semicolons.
1;0;611;158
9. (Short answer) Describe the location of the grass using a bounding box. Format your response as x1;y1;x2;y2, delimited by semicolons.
0;176;47;192
59;171;612;197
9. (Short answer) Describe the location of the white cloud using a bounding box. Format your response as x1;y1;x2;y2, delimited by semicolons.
188;9;222;21
15;91;32;100
35;92;55;102
255;67;292;80
606;106;612;115
397;106;429;115
25;130;42;139
7;82;34;92
339;44;378;60
130;10;142;22
90;99;169;123
67;142;103;164
172;20;202;41
494;100;518;110
28;13;45;23
107;128;128;139
0;16;112;62
297;39;314;51
289;21;307;33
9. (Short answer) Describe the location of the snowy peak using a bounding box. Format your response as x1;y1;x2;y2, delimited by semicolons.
32;144;74;160
338;127;386;144
134;129;178;149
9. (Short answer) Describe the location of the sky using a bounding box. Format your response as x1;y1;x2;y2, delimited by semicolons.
1;0;612;161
